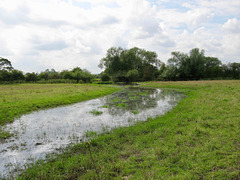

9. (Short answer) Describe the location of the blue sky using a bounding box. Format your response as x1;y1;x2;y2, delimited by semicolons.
0;0;239;73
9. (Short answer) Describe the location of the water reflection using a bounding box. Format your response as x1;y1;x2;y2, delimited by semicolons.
0;87;183;178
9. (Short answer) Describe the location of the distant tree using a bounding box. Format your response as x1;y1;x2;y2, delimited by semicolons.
70;67;94;83
0;70;11;82
80;69;94;83
101;73;111;81
160;64;179;81
164;51;188;80
126;69;139;82
159;63;166;75
0;57;13;71
38;71;49;80
25;72;38;82
230;62;240;79
221;64;231;78
60;70;73;80
162;48;207;80
99;47;161;82
72;67;82;73
204;57;222;79
188;48;205;79
11;70;25;81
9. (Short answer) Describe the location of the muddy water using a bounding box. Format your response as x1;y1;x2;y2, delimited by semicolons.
0;87;183;178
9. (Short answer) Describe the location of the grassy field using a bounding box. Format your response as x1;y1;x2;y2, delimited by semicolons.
15;80;240;179
0;84;119;139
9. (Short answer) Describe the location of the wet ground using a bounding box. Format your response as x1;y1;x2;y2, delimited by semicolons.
0;87;183;178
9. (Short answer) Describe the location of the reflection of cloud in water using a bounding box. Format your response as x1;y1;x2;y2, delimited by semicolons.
0;87;183;178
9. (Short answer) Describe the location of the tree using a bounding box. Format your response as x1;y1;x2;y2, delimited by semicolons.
101;73;111;81
79;69;94;83
25;72;38;82
70;67;94;83
11;70;25;81
0;70;11;82
165;51;188;80
126;69;139;82
0;57;13;71
188;48;205;79
160;64;179;81
60;70;73;80
230;62;240;79
162;48;207;80
38;71;49;80
99;47;161;82
204;57;222;79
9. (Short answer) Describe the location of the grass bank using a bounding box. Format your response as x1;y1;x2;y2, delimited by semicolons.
0;84;120;139
16;80;240;179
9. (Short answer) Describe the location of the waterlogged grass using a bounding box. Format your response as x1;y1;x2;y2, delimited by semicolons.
0;84;119;139
116;103;127;108
131;110;140;115
16;80;240;179
101;105;110;108
90;110;103;116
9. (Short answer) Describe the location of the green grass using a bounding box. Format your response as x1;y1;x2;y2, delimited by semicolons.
13;80;240;179
116;103;127;108
90;110;103;116
131;110;140;115
0;84;120;139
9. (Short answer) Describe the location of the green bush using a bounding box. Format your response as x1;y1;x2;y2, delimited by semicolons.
101;73;111;81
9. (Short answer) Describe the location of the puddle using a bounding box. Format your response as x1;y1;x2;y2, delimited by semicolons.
0;87;183;178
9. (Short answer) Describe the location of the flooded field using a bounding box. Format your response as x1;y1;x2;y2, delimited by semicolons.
0;87;183;178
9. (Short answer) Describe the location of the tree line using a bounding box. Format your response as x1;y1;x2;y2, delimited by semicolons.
0;58;94;83
1;47;239;84
159;48;240;80
100;47;240;82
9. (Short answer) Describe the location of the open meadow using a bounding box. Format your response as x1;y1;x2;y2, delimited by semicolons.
12;80;240;179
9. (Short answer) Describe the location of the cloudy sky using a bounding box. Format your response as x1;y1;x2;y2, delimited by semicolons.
0;0;240;73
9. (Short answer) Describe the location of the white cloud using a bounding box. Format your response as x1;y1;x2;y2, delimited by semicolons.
222;18;240;34
0;0;239;73
186;8;214;29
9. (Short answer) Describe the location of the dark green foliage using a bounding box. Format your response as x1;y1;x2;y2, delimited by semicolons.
160;48;240;80
0;57;24;83
0;57;13;71
25;72;38;82
99;47;161;82
126;69;139;82
0;56;95;84
100;73;111;81
229;62;240;79
11;70;25;81
204;57;222;78
0;70;11;82
59;67;94;83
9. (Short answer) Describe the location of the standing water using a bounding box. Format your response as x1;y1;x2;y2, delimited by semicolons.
0;87;183;178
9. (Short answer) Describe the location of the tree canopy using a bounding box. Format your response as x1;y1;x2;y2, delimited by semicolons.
99;47;161;82
0;57;13;71
159;48;239;81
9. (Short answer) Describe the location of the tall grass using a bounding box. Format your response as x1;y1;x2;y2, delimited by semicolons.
18;80;240;179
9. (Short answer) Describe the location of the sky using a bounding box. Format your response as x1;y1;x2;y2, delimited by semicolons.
0;0;240;74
